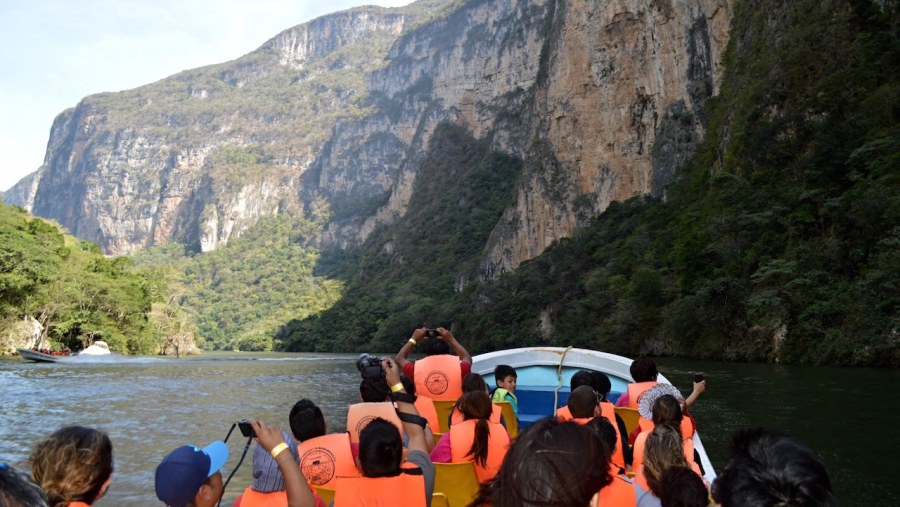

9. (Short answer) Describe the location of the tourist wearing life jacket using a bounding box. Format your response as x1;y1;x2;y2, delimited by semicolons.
490;364;519;417
632;392;702;475
344;376;413;447
557;371;633;468
395;327;472;401
232;431;328;507
333;358;434;507
566;385;628;470
289;399;360;489
29;426;113;507
155;419;316;507
634;425;703;496
449;373;504;428
432;392;511;483
616;357;706;415
470;418;612;507
588;417;660;507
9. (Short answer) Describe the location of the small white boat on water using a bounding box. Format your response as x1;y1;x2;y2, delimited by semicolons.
471;346;716;483
18;340;112;363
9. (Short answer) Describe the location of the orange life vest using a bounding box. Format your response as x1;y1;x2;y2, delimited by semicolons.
414;394;440;432
598;468;637;507
237;487;287;507
556;405;573;421
346;402;404;444
631;429;696;472
449;419;509;483
298;433;361;488
413;355;463;401
450;403;502;427
67;503;92;507
333;466;427;507
637;415;694;438
626;381;658;409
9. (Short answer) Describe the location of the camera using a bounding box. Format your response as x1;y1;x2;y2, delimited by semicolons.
694;372;705;383
238;419;255;438
356;353;384;381
425;328;439;339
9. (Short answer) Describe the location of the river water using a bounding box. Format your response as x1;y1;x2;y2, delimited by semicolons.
0;352;896;506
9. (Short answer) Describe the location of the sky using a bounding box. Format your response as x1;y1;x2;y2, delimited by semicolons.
0;0;413;192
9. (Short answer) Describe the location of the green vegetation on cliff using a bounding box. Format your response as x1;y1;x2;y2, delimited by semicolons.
447;0;899;365
132;215;343;351
278;0;897;365
0;204;162;353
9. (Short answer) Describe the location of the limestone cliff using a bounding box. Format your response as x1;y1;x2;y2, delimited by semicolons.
7;0;733;279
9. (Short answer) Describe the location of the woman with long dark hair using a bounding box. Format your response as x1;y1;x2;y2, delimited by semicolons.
430;391;509;483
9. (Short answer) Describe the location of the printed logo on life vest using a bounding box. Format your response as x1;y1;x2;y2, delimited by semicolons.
425;371;450;395
355;415;377;435
301;446;337;485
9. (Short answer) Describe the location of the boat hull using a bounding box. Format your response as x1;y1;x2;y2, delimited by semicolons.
17;349;73;363
471;346;716;481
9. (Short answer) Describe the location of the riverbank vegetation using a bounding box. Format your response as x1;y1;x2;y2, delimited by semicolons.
0;204;163;354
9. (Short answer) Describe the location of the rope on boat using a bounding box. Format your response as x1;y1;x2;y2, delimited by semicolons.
553;346;573;412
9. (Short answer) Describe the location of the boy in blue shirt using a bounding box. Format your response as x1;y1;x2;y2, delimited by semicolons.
491;364;519;417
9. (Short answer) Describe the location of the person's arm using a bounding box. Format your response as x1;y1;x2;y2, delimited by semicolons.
437;327;471;365
382;358;428;454
396;328;428;369
251;420;316;507
684;380;706;409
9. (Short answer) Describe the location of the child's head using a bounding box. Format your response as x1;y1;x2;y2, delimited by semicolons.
494;364;517;392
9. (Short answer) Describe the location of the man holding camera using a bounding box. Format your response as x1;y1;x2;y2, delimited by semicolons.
395;327;472;402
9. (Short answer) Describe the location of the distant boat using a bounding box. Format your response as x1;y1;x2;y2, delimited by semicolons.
18;340;112;363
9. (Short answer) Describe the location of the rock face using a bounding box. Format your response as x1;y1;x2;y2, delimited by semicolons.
7;0;733;277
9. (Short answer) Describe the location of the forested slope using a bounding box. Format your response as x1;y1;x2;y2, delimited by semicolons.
281;0;898;365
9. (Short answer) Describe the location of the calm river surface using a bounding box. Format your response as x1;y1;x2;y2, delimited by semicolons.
0;352;897;506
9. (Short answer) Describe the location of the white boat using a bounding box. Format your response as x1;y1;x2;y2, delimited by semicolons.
79;340;111;356
471;346;716;482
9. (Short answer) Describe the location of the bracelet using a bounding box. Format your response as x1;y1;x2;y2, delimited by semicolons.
390;382;404;393
276;453;293;464
270;442;289;459
408;338;417;346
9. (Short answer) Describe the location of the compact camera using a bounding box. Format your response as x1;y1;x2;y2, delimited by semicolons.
425;328;440;339
694;372;705;383
238;419;256;438
356;353;384;381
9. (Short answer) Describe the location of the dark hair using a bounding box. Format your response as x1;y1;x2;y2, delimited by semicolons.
357;418;404;478
630;357;658;382
457;392;494;467
713;428;834;507
359;377;391;403
0;464;49;507
643;425;690;495
587;416;618;454
570;370;594;391
494;365;517;383
471;418;611;507
289;399;326;442
423;338;450;356
30;426;113;507
462;373;490;394
652;394;683;427
567;385;598;419
590;371;612;398
658;466;708;507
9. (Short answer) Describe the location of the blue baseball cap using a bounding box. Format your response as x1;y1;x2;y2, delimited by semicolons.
155;441;229;507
